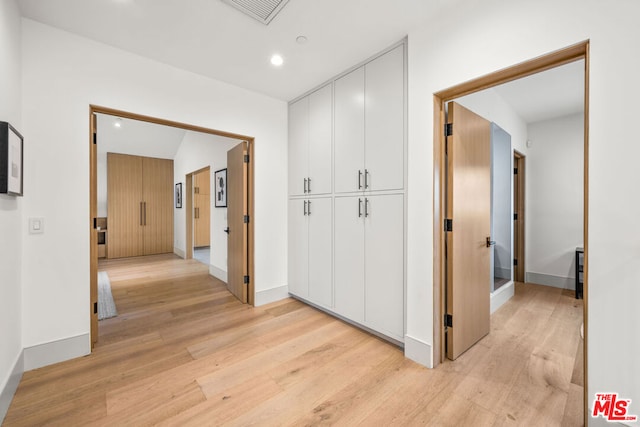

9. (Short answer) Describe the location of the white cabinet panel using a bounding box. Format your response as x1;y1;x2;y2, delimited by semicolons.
334;196;365;322
365;194;404;339
288;98;308;197
308;197;333;308
334;68;365;194
365;45;404;192
308;84;332;195
288;199;309;298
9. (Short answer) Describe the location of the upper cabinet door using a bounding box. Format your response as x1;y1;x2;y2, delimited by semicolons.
288;97;309;196
308;84;333;195
365;45;405;192
334;67;365;194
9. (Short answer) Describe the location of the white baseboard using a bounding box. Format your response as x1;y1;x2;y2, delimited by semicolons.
0;350;23;425
255;285;289;306
491;281;514;314
404;335;432;368
174;247;186;259
24;333;91;371
525;272;575;290
209;265;227;283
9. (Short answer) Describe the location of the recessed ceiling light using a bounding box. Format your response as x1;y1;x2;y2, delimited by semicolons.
270;54;284;66
114;118;123;128
296;35;308;44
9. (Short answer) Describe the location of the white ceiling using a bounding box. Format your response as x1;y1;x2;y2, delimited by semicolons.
19;0;584;120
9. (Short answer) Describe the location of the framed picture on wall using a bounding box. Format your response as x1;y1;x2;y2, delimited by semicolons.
175;183;182;208
0;121;24;196
215;168;227;208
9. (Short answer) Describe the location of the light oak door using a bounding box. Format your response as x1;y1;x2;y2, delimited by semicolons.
227;142;248;303
446;101;492;360
193;168;211;248
90;113;98;346
107;153;144;258
142;156;174;255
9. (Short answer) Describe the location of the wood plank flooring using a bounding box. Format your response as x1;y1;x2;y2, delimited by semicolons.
3;254;584;426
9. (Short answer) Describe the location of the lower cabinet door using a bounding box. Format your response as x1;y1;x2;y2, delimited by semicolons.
308;197;333;308
288;199;309;298
334;196;365;322
364;194;404;340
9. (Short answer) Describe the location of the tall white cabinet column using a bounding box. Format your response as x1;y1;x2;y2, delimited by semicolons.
288;41;406;344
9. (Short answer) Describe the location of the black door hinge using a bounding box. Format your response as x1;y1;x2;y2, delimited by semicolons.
243;215;250;224
93;218;97;229
445;314;453;328
514;213;518;221
94;302;98;314
514;259;518;266
243;275;250;284
514;167;518;175
93;132;97;145
244;154;250;163
444;123;453;137
444;219;453;232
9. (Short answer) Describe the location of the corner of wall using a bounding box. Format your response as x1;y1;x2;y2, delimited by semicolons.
0;350;23;424
404;335;433;368
255;285;289;307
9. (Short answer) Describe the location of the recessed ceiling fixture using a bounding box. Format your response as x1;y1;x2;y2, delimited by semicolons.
114;118;123;128
270;54;284;67
296;35;308;44
220;0;290;25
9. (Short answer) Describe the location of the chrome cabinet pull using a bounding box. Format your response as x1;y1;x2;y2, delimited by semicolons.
358;170;363;190
365;198;369;217
364;169;370;189
308;200;312;215
304;200;307;216
307;177;311;193
303;178;308;193
358;198;363;217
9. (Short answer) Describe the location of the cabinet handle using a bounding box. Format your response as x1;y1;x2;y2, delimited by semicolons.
195;207;199;219
144;202;147;225
304;200;307;216
303;178;307;194
365;169;370;189
307;177;311;193
358;170;363;190
358;198;363;217
365;198;369;217
308;200;312;215
140;202;144;225
486;237;496;247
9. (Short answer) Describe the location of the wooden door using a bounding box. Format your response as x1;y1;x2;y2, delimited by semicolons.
364;194;404;340
365;45;404;192
288;199;309;298
90;113;98;346
308;197;333;308
446;102;491;360
334;67;365;193
227;142;248;303
514;152;525;282
308;84;332;195
334;196;365;322
193;168;211;248
107;153;144;258
142;157;174;255
288;97;308;196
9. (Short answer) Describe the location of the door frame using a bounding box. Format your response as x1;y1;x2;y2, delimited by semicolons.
89;105;256;346
432;41;589;422
513;150;525;282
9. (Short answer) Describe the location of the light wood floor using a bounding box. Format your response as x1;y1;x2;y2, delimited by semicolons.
3;254;584;426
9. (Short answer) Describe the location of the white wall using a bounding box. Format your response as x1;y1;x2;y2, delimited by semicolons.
20;19;287;362
0;0;23;421
491;124;512;281
406;0;640;419
173;131;238;276
526;113;583;288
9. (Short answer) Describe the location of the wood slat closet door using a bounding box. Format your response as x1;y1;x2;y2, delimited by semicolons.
142;156;174;255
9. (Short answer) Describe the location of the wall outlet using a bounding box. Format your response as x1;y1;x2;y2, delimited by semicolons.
29;217;45;234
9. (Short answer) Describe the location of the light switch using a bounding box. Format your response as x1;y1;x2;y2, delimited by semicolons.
29;217;44;234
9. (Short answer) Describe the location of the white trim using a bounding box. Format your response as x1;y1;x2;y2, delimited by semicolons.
525;272;574;290
404;335;432;368
173;247;186;259
255;285;289;306
24;333;90;371
209;265;227;283
0;350;23;424
490;281;515;314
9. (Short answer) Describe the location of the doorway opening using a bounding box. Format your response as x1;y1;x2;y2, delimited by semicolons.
433;41;589;423
89;105;255;348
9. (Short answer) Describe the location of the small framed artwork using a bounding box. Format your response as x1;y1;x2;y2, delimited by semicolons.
0;121;24;196
215;168;227;208
175;183;182;208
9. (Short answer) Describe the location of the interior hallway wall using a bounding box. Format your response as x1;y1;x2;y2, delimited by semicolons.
0;0;23;422
526;113;583;289
20;18;287;368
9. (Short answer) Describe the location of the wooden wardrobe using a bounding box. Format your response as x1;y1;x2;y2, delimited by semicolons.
193;168;211;248
107;153;174;258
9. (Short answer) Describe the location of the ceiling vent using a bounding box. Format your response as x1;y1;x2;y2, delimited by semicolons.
221;0;290;25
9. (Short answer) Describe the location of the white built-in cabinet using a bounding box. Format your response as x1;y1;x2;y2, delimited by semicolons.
335;45;404;193
288;41;405;344
288;83;332;196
